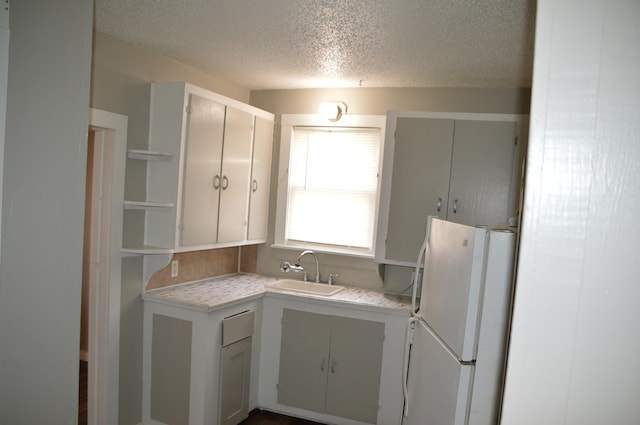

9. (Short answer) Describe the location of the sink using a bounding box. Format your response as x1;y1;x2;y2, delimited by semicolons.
267;279;344;296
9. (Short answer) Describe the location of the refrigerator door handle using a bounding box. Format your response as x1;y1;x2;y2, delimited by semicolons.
411;216;435;317
402;317;416;417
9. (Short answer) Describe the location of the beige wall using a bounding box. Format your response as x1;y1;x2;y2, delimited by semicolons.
251;87;530;116
250;87;530;293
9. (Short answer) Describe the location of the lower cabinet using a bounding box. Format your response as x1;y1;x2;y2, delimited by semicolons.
143;298;263;425
143;287;408;425
277;309;385;424
150;314;193;425
219;311;255;425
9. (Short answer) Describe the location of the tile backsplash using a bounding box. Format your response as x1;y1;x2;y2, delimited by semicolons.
146;245;258;290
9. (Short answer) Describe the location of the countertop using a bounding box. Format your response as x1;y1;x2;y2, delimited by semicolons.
142;273;412;314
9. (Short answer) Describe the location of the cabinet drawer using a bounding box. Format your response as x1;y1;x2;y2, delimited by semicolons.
222;310;255;346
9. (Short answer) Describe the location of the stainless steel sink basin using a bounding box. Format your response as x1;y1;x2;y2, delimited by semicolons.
267;279;344;296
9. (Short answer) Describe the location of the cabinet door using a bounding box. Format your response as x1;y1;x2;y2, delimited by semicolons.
220;337;252;425
247;116;274;241
385;117;454;263
218;106;254;243
150;314;192;425
180;94;225;246
448;120;516;228
277;309;332;413
325;316;385;424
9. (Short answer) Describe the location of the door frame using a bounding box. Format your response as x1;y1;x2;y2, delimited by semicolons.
87;108;127;425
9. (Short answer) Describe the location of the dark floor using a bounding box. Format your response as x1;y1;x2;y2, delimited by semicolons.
79;360;88;425
240;409;326;425
78;362;320;425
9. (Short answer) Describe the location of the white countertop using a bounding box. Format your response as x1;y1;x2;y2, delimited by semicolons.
142;273;412;314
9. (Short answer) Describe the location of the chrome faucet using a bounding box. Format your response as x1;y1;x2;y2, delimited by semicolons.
280;260;305;275
280;250;320;282
296;250;320;282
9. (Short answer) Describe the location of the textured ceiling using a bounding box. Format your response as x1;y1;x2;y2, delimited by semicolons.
94;0;536;90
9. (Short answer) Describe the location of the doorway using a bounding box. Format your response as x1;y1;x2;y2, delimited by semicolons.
81;109;127;425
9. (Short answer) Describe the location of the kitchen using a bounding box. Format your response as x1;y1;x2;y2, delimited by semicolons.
1;1;639;425
93;27;530;424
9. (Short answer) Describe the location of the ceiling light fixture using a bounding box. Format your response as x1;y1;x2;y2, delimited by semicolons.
319;101;347;122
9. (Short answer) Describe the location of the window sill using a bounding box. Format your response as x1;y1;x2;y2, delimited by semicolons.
270;243;374;260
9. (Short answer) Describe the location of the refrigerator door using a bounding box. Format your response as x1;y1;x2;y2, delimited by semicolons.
405;319;473;425
469;230;516;425
419;218;487;361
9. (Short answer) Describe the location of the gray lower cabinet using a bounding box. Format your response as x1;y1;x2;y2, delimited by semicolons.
150;314;192;425
219;310;255;425
143;296;262;425
277;309;385;424
220;337;252;425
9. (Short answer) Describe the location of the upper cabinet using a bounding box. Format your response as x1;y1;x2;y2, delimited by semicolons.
122;82;274;254
247;116;275;241
179;93;226;246
376;112;528;266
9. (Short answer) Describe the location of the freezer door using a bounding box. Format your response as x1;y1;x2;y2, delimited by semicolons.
419;218;487;361
405;320;473;425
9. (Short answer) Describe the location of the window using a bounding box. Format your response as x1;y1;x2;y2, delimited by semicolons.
274;114;386;257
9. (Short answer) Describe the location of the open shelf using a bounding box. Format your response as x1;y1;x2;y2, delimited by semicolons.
124;200;175;210
121;245;174;255
127;149;173;161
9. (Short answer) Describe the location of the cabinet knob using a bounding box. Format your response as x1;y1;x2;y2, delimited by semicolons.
252;179;258;193
436;197;442;212
221;175;229;190
213;174;221;189
320;358;325;372
453;199;458;214
331;359;336;374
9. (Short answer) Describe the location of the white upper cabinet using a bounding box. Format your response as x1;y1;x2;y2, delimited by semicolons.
376;112;528;266
180;94;226;246
247;116;275;242
216;106;254;244
127;82;274;254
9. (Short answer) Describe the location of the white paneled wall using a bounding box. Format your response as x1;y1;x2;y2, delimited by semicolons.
501;1;640;424
0;1;94;423
0;2;8;261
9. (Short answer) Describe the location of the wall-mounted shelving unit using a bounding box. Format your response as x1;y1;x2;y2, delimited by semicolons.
122;148;176;256
120;83;274;287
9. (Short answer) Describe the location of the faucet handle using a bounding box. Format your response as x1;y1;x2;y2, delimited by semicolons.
280;261;291;272
327;273;339;285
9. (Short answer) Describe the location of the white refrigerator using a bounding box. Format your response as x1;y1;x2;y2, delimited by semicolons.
402;217;516;425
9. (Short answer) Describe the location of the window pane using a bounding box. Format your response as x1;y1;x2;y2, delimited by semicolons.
286;127;380;250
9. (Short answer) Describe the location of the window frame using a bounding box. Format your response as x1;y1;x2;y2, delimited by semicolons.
273;114;386;258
